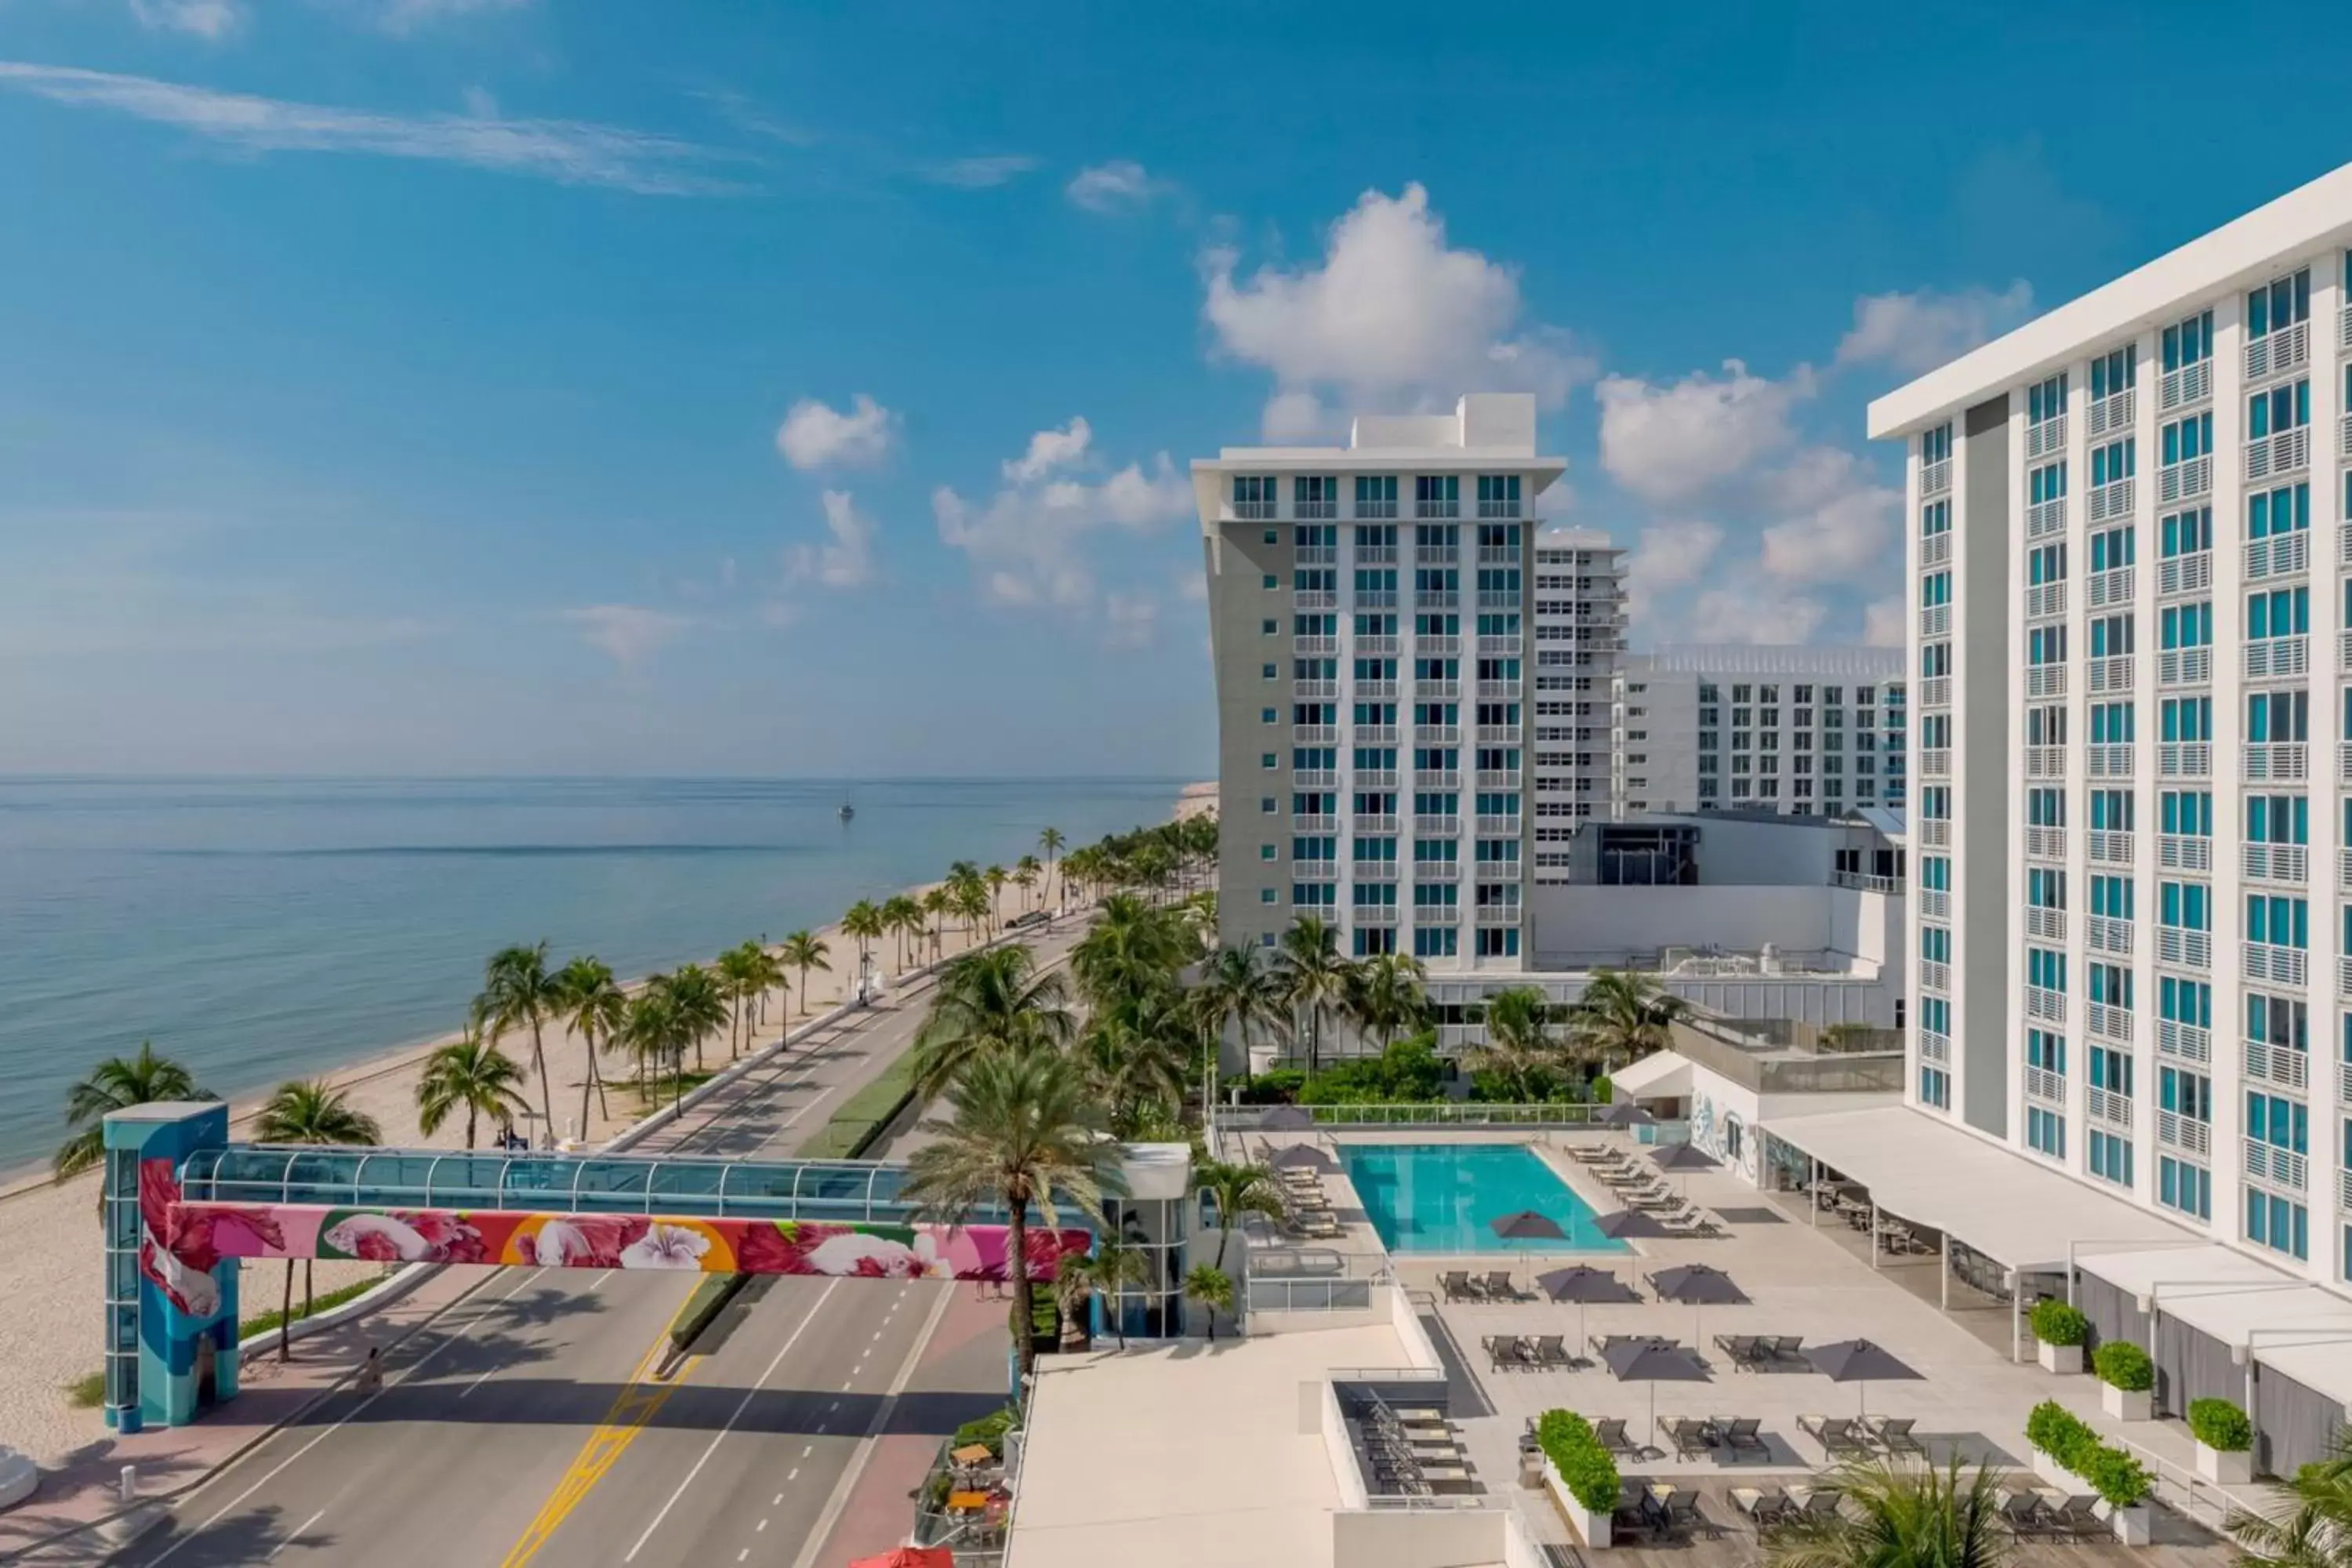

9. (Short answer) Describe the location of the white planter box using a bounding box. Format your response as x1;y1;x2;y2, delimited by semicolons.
2197;1442;2252;1484
2109;1504;2153;1546
2031;1450;2089;1493
2101;1384;2152;1421
1544;1457;1612;1549
2038;1342;2083;1374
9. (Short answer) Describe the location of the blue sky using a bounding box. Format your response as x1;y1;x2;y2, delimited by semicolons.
4;1;2350;776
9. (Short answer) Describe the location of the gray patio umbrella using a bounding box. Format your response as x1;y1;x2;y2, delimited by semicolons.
1601;1337;1710;1441
1647;1263;1748;1349
1592;1208;1676;1240
1490;1210;1567;1242
1536;1265;1641;1355
1650;1142;1721;1171
1597;1102;1655;1129
1268;1142;1337;1172
1258;1105;1315;1131
1806;1338;1922;1417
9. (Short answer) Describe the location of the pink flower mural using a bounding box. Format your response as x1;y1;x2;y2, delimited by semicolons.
140;1159;281;1320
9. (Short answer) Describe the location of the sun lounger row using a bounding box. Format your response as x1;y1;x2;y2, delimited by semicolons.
1437;1269;1523;1302
1356;1395;1473;1497
1711;1333;1807;1370
1611;1483;1712;1544
1732;1485;1845;1530
1797;1413;1923;1459
1482;1334;1576;1371
1997;1489;2109;1541
1657;1415;1770;1462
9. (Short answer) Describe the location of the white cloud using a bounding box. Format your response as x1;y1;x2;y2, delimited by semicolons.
920;154;1036;188
0;63;733;195
1174;569;1207;604
1837;281;2035;375
461;84;499;119
1259;389;1337;442
1863;596;1905;648
1757;448;1898;584
1623;521;1723;631
336;0;532;35
130;0;245;38
1103;593;1159;647
1594;359;1814;505
1066;159;1162;213
561;604;688;668
1685;586;1828;645
786;490;879;590
775;393;896;470
1002;417;1091;483
1202;183;1592;427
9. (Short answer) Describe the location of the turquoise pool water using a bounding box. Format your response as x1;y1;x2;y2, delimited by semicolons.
1341;1142;1629;1254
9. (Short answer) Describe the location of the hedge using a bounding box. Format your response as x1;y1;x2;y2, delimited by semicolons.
2092;1340;2154;1392
2029;1298;2089;1347
2024;1399;2151;1507
1536;1409;1621;1512
798;1051;923;1160
2188;1397;2252;1452
669;1272;751;1350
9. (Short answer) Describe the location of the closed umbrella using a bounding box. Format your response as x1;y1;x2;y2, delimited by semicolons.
1268;1142;1337;1172
1536;1265;1640;1356
1601;1337;1710;1443
1806;1338;1922;1417
1490;1210;1567;1242
1647;1263;1748;1349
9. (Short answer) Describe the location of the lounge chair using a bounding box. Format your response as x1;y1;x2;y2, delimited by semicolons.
1527;1334;1571;1370
2049;1495;2107;1539
1719;1417;1769;1460
1866;1415;1924;1457
1661;1416;1714;1461
1798;1488;1844;1522
1996;1490;2056;1541
1713;1334;1762;1369
1660;1490;1708;1537
1479;1270;1516;1301
1730;1486;1795;1528
1590;1417;1638;1457
1798;1414;1869;1458
1485;1335;1533;1373
1762;1334;1803;1363
1438;1270;1478;1302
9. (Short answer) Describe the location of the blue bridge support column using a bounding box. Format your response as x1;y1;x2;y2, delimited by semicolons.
101;1101;238;1432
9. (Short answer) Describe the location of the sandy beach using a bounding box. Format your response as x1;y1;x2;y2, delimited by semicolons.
0;841;1122;1466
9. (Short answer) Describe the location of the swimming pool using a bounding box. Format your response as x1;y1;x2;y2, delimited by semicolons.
1341;1142;1628;1254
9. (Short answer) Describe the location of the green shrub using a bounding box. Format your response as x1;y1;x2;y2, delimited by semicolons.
1535;1409;1621;1512
2092;1340;2154;1392
1592;1075;1613;1105
238;1275;384;1340
2079;1446;2153;1508
2029;1298;2089;1347
1239;1069;1305;1105
2025;1400;2097;1468
2188;1397;2252;1452
798;1052;921;1159
65;1370;106;1409
953;1404;1018;1456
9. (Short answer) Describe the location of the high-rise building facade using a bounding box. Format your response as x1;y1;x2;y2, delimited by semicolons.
1870;163;2352;1287
1193;394;1565;969
1606;646;1908;820
1530;527;1627;882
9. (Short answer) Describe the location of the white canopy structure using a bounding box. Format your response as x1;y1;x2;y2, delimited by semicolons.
1606;1049;1693;1103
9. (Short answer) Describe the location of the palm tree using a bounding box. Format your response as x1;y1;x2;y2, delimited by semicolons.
909;943;1078;1101
841;901;885;992
1013;857;1040;912
56;1042;213;1178
1570;967;1688;1076
553;956;628;1129
619;985;680;1102
953;877;991;949
665;964;729;1074
1764;1457;2010;1568
473;942;562;1140
984;866;1010;935
1344;951;1431;1054
254;1080;382;1359
416;1029;528;1151
1072;893;1186;1011
901;1050;1120;1394
1188;943;1283;1092
1469;986;1559;1102
1054;1237;1149;1352
883;895;924;972
920;886;951;963
1038;826;1065;904
1077;991;1190;1136
2229;1427;2352;1568
778;931;831;1020
1191;1160;1283;1273
714;943;762;1061
1271;915;1355;1079
1183;1263;1235;1342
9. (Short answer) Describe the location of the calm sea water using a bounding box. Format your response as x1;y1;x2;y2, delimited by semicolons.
0;776;1185;1174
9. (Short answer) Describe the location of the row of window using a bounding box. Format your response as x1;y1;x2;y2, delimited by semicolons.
1233;475;1526;517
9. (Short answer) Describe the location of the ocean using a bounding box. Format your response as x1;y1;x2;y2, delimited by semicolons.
0;775;1186;1175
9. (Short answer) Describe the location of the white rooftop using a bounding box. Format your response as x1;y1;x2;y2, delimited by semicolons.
2076;1244;2352;1408
1766;1105;2198;1272
1626;644;1906;677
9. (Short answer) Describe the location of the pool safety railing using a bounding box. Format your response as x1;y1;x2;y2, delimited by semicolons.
1211;1102;1608;1132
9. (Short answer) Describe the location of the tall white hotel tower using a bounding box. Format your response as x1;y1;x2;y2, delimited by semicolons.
1870;164;2352;1287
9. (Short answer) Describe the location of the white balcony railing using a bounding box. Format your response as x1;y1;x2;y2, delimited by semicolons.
2158;647;2211;687
1920;960;1951;994
2024;1066;2066;1105
2340;412;2352;463
2027;907;2067;942
1357;815;1400;835
1297;635;1338;655
1920;604;1950;640
1358;635;1399;655
1920;749;1951;779
1920;888;1950;920
2089;655;2133;695
2245;530;2308;581
2088;388;2135;439
1475;815;1521;837
1296;769;1338;789
2342;302;2352;354
2157;927;2212;970
2242;842;2308;884
2244;319;2309;383
2157;1109;2211;1157
1919;1029;1951;1064
2026;497;2068;539
2244;1141;2306;1192
1921;459;1951;497
1922;532;1952;568
1293;814;1338;833
2086;1086;2134;1129
2342;1058;2352;1105
2025;582;2067;620
1357;680;1398;700
2159;456;2211;504
2245;637;2308;681
2158;550;2211;597
2088;829;2132;866
2089;478;2136;524
1414;726;1461;746
2025;825;2067;861
2244;426;2310;482
2088;1001;2134;1042
1472;905;1520;927
2341;627;2352;670
1920;676;1951;709
2026;746;2067;779
1294;679;1338;700
1294;589;1338;611
2025;985;2064;1022
1296;545;1337;565
2158;1018;2212;1064
2243;942;2308;988
2026;416;2068;459
2088;916;2135;956
2157;833;2212;873
1919;819;1951;849
1413;771;1459;790
2158;742;2210;779
2341;741;2352;782
1359;724;1400;744
2244;742;2307;783
2088;744;2134;779
2026;664;2067;699
2087;567;2134;610
2159;360;2210;412
2241;1040;2310;1093
1352;862;1399;883
1294;724;1338;745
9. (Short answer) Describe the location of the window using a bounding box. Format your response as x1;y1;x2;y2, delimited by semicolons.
2088;1128;2134;1189
2089;343;2136;401
2089;524;2134;572
1259;887;1279;904
2161;310;2213;371
1920;499;1950;538
1918;1066;1951;1110
2161;412;2212;466
2089;436;2135;488
1414;474;1460;518
1232;474;1277;519
2027;1105;2067;1160
2245;267;2310;339
1261;752;1279;769
2158;1156;2211;1221
2248;482;2310;538
1294;474;1339;517
1413;926;1457;958
1474;927;1519;957
2247;379;2310;439
2027;372;2067;426
1355;474;1398;518
2247;1189;2309;1261
1475;474;1521;518
2028;461;2067;507
1919;424;1951;466
2247;688;2308;742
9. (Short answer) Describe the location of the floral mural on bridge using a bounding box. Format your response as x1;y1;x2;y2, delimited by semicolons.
170;1198;1087;1282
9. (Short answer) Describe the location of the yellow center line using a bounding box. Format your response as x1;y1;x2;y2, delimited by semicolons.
499;1334;697;1568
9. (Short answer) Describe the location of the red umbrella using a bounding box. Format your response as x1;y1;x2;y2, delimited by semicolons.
848;1550;953;1568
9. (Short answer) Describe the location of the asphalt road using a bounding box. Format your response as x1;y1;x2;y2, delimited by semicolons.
124;919;1083;1568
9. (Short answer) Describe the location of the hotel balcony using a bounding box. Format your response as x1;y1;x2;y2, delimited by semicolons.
2243;742;2307;783
2087;916;2135;956
1354;590;1399;609
2025;985;2063;1022
1294;589;1338;611
1356;545;1399;564
2025;414;2068;459
1920;749;1951;779
2086;565;2134;610
1920;604;1951;639
1472;770;1520;791
2245;531;2309;582
2158;455;2210;504
2340;412;2352;463
1419;680;1460;699
1919;676;1951;709
2026;907;2067;942
2157;1109;2211;1158
1412;814;1458;835
1358;680;1399;701
2024;1065;2065;1105
2245;637;2308;681
2341;1058;2352;1106
1414;862;1460;883
2088;829;2132;866
1475;635;1521;657
1294;724;1338;745
1295;769;1338;789
2243;1141;2306;1192
2087;744;2133;779
1357;815;1400;835
1921;960;1951;993
1297;500;1338;521
2025;746;2067;779
1358;634;1399;655
1352;862;1399;883
1351;905;1399;927
1475;815;1521;837
2087;1001;2133;1043
1919;889;1950;920
2241;842;2307;884
1294;679;1338;699
1475;546;1519;566
1292;814;1337;833
1414;544;1455;564
1416;588;1458;608
1417;635;1458;655
2241;1039;2310;1094
1358;497;1399;521
1472;904;1521;927
1293;858;1337;881
1297;634;1338;655
2087;655;2132;695
2159;360;2210;412
1414;499;1459;521
1296;545;1337;565
2243;942;2307;988
1922;532;1951;568
2025;497;2067;540
2085;1086;2133;1130
1477;499;1523;521
2087;387;2134;440
2088;477;2135;525
2026;664;2067;699
2157;833;2211;873
2158;742;2210;779
2158;550;2212;597
1918;1029;1950;1064
2245;426;2310;483
2158;648;2210;687
2024;581;2067;621
1232;499;1278;521
1921;458;1951;496
1414;725;1461;746
2245;319;2309;383
2157;927;2212;970
1414;770;1461;789
2025;825;2066;861
2157;1018;2212;1065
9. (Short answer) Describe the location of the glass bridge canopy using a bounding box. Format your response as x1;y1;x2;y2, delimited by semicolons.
173;1145;1009;1227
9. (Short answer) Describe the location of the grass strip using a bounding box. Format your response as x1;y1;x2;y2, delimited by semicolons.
797;1051;922;1160
670;1272;752;1352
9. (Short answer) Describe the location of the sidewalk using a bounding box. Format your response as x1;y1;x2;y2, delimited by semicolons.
0;1264;492;1555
